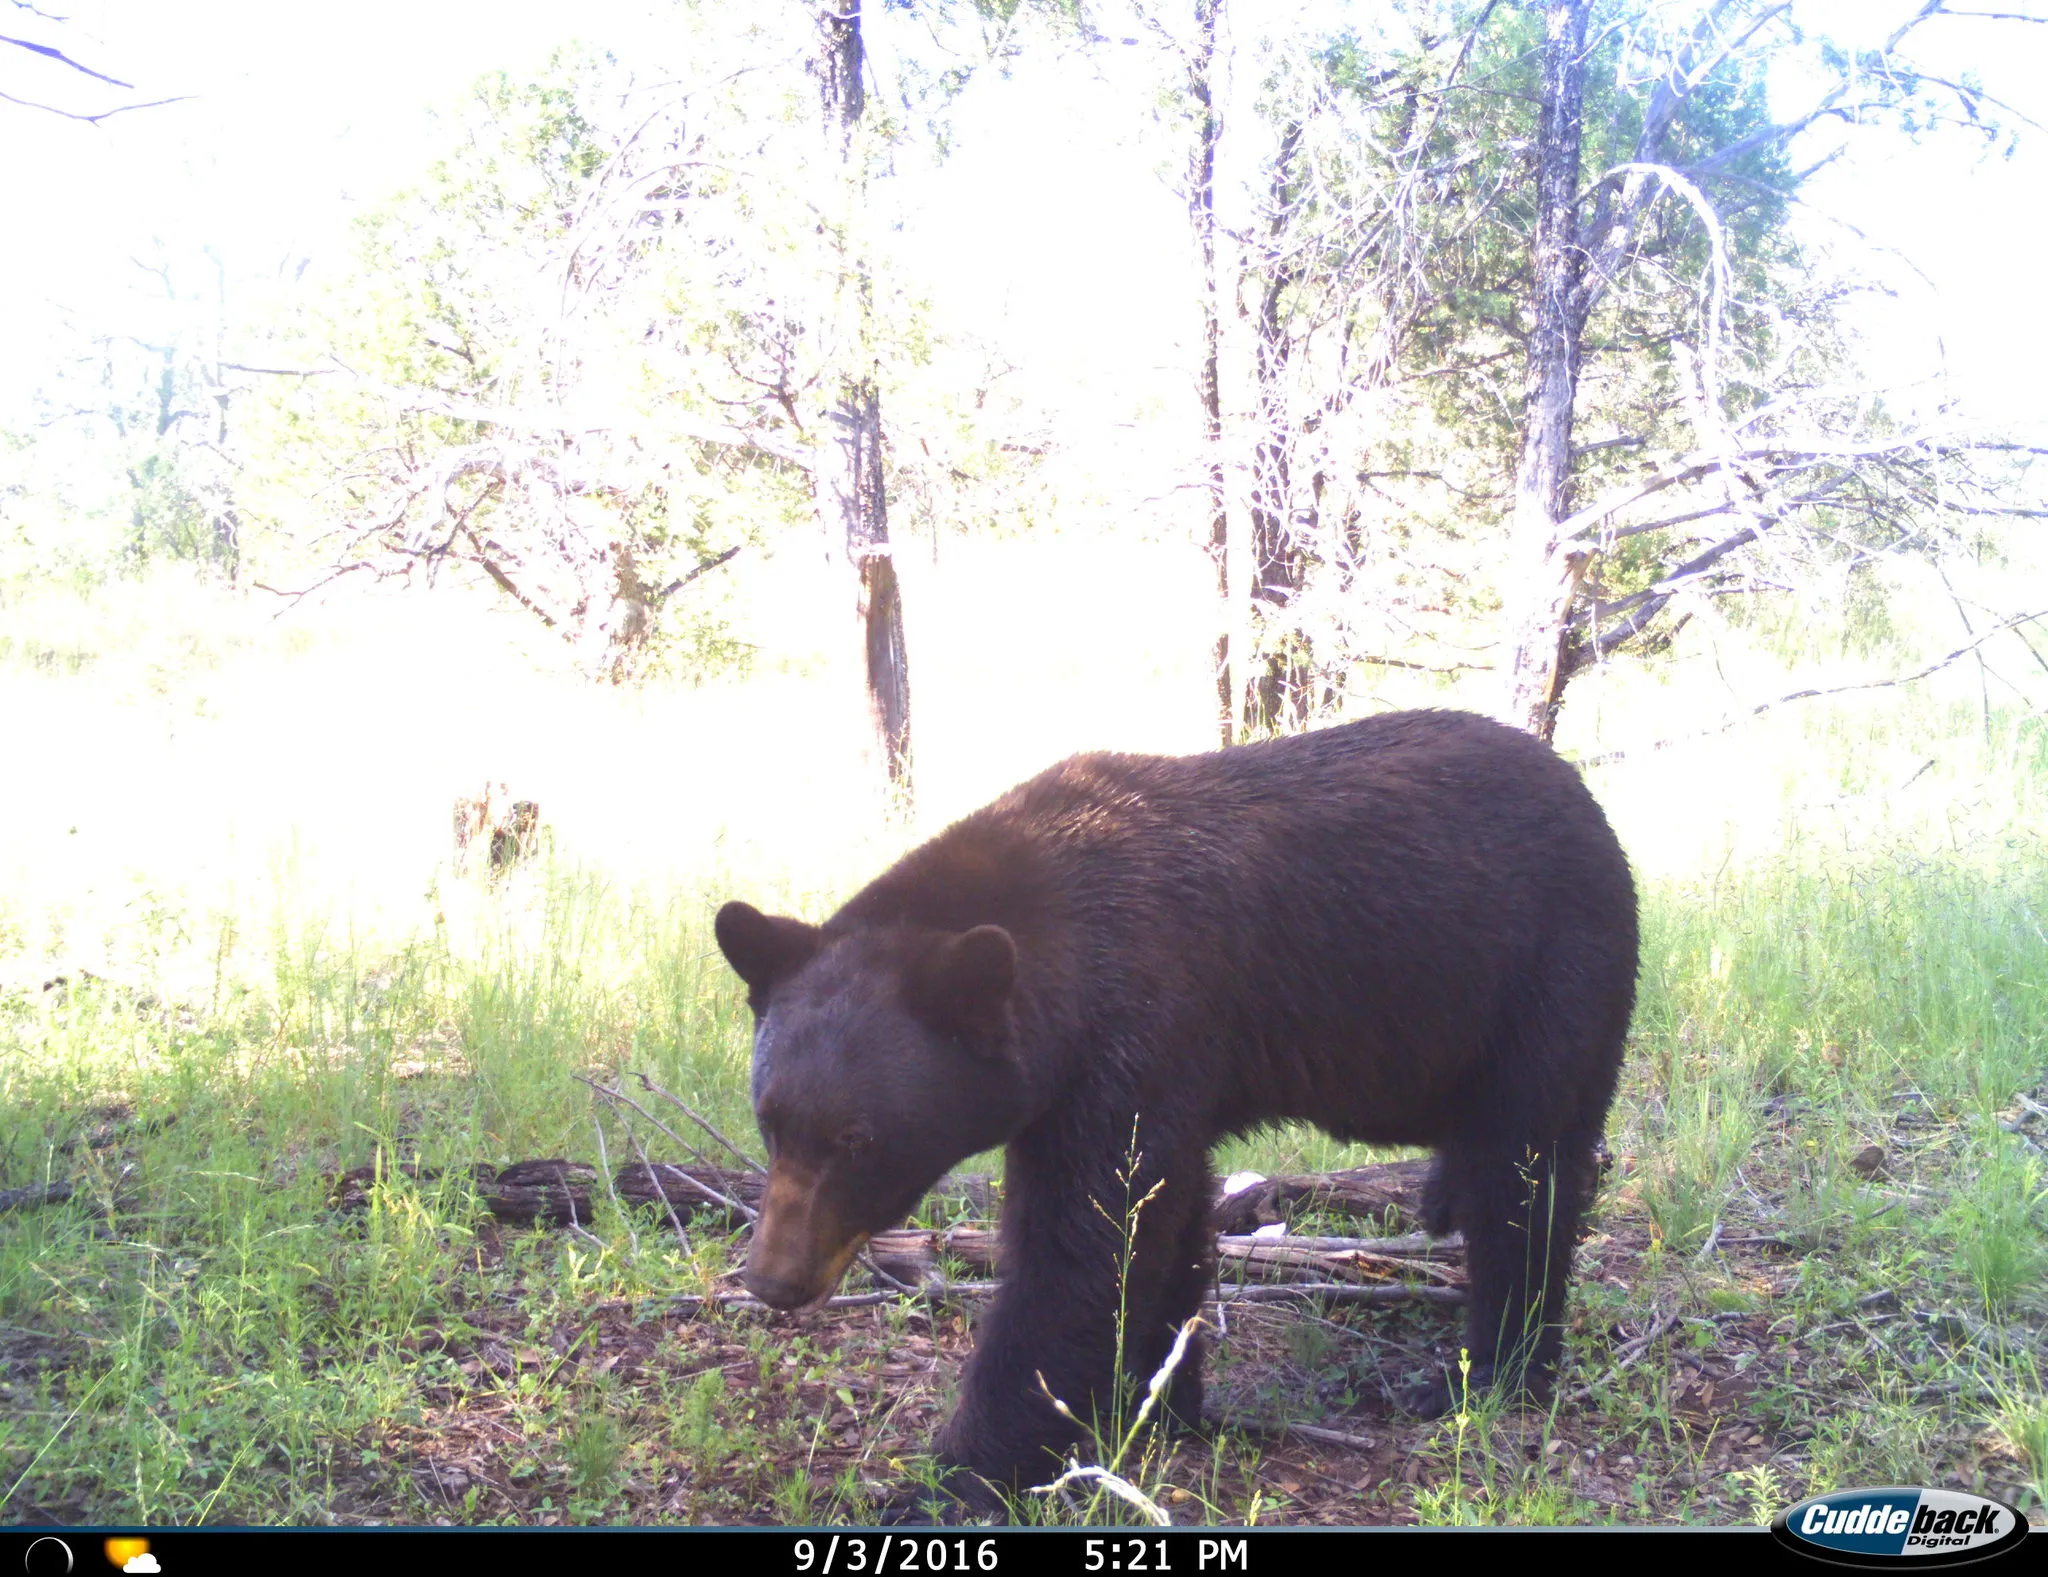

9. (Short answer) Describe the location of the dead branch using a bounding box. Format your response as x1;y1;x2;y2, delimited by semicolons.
1279;1422;1381;1451
665;1282;1000;1316
0;30;131;86
360;378;812;471
0;86;189;121
577;1075;759;1218
621;1116;688;1248
654;545;744;603
627;1072;765;1173
1216;1282;1465;1308
1565;1308;1683;1403
590;1118;636;1255
1580;606;2048;767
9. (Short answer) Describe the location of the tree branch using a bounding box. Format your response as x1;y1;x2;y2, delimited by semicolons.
0;29;130;86
363;378;813;471
0;85;188;121
1579;608;2048;767
653;544;743;603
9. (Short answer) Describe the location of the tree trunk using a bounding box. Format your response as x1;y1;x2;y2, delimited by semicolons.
842;378;912;775
1245;119;1311;737
813;0;913;796
1189;0;1232;749
1500;0;1594;742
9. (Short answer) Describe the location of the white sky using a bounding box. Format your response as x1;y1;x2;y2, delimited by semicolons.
1;0;2044;435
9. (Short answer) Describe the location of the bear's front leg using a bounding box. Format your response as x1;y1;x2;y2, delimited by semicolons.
930;1137;1212;1511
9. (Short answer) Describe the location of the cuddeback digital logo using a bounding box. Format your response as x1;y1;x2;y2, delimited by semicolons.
1771;1486;2030;1567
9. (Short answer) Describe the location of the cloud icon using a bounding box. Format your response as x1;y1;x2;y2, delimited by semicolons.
123;1558;160;1574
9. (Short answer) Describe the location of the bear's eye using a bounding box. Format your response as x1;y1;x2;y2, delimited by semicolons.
837;1124;873;1156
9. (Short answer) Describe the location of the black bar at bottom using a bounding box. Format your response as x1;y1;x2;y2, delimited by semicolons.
8;1523;1823;1577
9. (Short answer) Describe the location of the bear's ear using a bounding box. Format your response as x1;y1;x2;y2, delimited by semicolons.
908;924;1017;1041
715;901;821;994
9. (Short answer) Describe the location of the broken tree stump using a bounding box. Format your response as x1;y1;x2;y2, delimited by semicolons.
453;783;543;879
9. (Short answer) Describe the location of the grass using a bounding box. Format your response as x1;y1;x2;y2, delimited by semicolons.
0;567;2045;1527
4;827;2041;1526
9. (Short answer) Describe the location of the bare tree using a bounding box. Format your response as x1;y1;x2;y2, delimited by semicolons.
1494;0;2048;740
812;0;914;795
1175;0;1235;748
255;55;813;683
1158;0;2043;747
1243;116;1313;736
1497;0;1596;739
0;6;185;122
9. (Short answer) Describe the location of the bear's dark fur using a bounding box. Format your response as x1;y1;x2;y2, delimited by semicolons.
716;709;1637;1507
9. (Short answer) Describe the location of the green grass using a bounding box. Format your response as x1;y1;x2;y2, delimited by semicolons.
3;818;2042;1526
1;575;2045;1526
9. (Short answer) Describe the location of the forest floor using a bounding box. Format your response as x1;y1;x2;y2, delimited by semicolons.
3;1027;2044;1529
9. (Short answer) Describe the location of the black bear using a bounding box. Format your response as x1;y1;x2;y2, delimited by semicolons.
715;709;1637;1509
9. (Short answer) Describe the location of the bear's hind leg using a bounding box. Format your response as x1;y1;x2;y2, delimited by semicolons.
1421;1153;1455;1238
1147;1162;1217;1435
1413;1131;1598;1415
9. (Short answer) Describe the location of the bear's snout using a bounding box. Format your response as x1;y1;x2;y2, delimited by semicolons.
742;1260;821;1311
745;1158;867;1310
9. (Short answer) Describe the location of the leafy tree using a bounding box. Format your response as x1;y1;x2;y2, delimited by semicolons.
260;7;1069;728
1158;0;2044;742
6;249;251;581
253;44;822;682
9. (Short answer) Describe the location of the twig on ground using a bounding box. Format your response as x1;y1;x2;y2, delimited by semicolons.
1566;1308;1683;1403
622;1117;690;1250
574;1075;757;1221
1281;1421;1380;1451
1214;1282;1466;1307
1029;1464;1171;1526
664;1280;1000;1316
630;1071;766;1174
1582;607;2048;767
591;1116;637;1255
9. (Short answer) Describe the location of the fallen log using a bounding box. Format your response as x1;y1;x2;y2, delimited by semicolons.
332;1156;1443;1258
330;1160;597;1228
864;1226;1468;1289
1216;1231;1453;1256
0;1180;75;1215
483;1160;597;1227
868;1225;1001;1282
659;1277;1463;1318
613;1161;761;1224
1210;1160;1433;1236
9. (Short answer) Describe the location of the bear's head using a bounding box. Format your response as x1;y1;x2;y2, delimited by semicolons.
714;900;1031;1310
